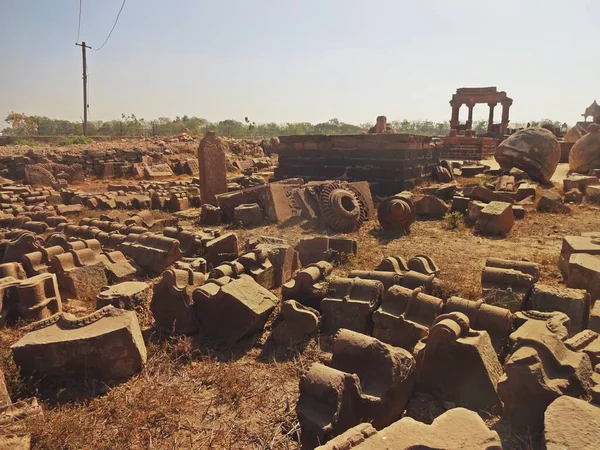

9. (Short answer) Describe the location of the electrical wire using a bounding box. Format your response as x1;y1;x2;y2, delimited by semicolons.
94;0;126;51
76;0;82;43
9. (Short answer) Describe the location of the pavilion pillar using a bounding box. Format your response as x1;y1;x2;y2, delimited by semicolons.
450;101;461;128
467;103;474;128
487;103;497;132
501;100;512;134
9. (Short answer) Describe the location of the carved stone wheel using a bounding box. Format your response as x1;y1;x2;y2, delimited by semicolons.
319;182;368;232
377;192;416;231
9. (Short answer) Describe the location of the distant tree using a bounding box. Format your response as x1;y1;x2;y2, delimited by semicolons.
4;112;37;135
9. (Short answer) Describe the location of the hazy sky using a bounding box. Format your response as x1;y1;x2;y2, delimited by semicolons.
1;0;599;125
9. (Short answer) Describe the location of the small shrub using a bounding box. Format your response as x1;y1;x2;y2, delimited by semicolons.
13;138;37;146
442;211;464;230
57;136;90;146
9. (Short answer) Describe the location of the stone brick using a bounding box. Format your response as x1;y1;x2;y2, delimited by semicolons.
11;306;146;381
474;201;514;235
527;283;591;334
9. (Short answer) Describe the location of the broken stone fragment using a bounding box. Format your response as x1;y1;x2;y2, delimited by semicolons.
11;306;147;381
414;195;448;218
415;312;503;412
474;201;514;235
497;310;593;432
316;407;502;450
544;396;600;450
272;300;320;345
526;283;591;334
537;190;570;213
194;275;278;343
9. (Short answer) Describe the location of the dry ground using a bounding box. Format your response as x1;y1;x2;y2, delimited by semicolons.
1;163;598;450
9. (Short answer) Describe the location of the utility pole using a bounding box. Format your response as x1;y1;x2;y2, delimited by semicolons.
76;41;91;136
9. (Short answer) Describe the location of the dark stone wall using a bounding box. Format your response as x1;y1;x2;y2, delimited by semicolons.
274;134;435;196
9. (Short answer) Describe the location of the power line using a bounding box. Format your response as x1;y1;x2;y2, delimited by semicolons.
94;0;127;51
76;0;82;43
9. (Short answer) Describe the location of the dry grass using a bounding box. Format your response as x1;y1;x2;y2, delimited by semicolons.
2;174;600;449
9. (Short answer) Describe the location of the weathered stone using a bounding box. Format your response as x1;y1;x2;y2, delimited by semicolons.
377;191;416;232
150;269;205;334
407;255;439;276
498;310;593;432
495;127;561;183
3;233;40;264
198;132;228;205
474;201;514;235
450;195;470;214
319;182;369;232
512;205;526;219
248;238;300;287
482;266;534;311
590;301;600;333
321;278;384;333
565;329;600;366
330;330;416;429
347;270;403;291
563;174;599;192
569;123;600;173
585;184;600;203
560;235;600;275
515;182;537;201
51;249;107;302
272;300;320;345
372;286;443;351
415;312;503;412
466;200;486;224
414;195;448;218
316;407;501;450
199;204;222;225
444;296;513;353
11;306;146;381
462;184;513;203
297;363;363;448
97;250;138;283
537;190;570;213
564;188;583;203
97;281;150;311
295;236;357;266
527;283;591;334
233;203;263;227
194;275;277;343
119;233;183;274
282;261;332;309
204;232;239;266
0;369;9;408
544;396;600;450
15;273;62;322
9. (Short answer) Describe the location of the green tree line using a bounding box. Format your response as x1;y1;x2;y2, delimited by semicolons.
2;112;568;138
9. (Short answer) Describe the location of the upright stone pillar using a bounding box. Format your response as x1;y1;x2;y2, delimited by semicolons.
487;103;497;133
450;101;461;129
500;100;512;134
375;116;387;134
467;103;475;128
198;131;228;206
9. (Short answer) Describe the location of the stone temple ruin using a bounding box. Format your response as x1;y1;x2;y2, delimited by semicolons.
2;105;600;449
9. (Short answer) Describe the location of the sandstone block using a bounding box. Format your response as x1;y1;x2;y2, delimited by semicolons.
96;281;150;311
194;275;277;343
316;408;502;450
544;396;600;450
527;283;591;334
11;306;146;381
414;195;448;218
474;201;514;235
272;300;320;345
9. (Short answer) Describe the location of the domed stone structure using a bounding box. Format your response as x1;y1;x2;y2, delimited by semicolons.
569;123;600;174
495;128;561;184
